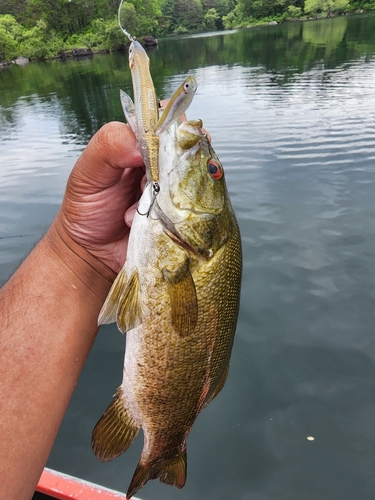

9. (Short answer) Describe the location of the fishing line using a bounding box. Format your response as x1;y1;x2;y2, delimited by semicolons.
0;234;35;239
118;0;135;41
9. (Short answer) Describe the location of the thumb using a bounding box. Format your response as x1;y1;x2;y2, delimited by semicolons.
72;122;144;191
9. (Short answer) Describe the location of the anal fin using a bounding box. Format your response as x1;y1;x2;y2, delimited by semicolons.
126;449;187;499
158;449;187;488
202;363;230;410
92;387;140;462
163;260;198;338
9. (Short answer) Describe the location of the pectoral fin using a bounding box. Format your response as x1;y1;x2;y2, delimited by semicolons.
92;387;140;462
163;260;198;337
98;267;128;326
98;268;143;333
116;269;142;334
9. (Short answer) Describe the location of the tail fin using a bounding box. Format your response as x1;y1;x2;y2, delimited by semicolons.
126;449;187;499
92;387;140;462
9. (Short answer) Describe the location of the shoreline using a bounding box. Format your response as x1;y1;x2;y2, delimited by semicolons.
0;35;159;69
0;10;372;68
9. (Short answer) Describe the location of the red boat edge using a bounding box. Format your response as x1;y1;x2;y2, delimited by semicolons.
35;467;141;500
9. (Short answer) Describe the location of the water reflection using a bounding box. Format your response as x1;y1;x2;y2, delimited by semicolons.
1;12;375;500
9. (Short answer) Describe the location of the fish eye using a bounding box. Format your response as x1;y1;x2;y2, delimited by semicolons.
207;159;223;181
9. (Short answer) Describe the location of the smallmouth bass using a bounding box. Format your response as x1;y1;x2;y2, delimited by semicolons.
92;89;242;499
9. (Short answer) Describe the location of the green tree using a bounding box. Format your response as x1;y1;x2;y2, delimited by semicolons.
23;0;117;36
21;19;63;58
158;0;174;32
304;0;349;16
118;2;139;37
121;0;162;35
222;8;241;28
234;0;285;20
0;0;28;19
286;4;302;17
201;0;233;16
160;0;205;33
103;18;129;50
0;14;19;60
201;0;233;28
204;7;220;29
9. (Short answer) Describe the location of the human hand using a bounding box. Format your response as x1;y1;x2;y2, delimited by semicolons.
52;122;145;275
49;104;209;280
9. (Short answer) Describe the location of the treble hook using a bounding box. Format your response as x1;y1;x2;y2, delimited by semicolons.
118;0;135;41
137;182;160;217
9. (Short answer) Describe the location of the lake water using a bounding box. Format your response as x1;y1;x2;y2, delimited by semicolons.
2;13;375;500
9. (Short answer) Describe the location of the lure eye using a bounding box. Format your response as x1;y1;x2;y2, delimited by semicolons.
183;77;197;95
207;159;223;181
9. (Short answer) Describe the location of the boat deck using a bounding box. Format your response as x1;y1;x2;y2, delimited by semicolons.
33;468;131;500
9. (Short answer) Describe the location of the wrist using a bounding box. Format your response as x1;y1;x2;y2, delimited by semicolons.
45;213;116;302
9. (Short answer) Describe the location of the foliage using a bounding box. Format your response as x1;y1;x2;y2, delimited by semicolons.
159;0;232;32
204;7;220;29
0;0;374;62
286;4;303;17
304;0;349;16
159;0;205;34
0;0;28;20
0;15;19;61
222;9;240;28
120;0;161;36
24;20;66;58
